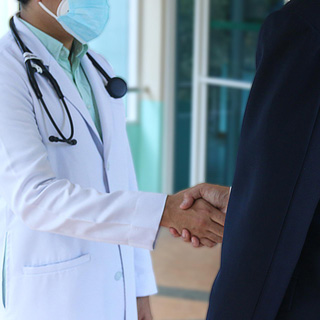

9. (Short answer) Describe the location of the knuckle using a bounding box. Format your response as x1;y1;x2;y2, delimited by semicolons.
201;239;213;248
207;241;214;248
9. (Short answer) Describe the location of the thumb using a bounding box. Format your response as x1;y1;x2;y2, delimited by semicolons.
180;195;194;209
180;190;199;209
179;184;204;209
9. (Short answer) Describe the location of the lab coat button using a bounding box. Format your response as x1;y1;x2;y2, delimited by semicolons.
107;162;110;171
114;271;123;281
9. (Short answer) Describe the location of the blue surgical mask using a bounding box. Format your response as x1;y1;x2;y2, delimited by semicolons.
39;0;110;44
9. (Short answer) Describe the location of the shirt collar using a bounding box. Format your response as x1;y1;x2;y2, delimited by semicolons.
19;18;88;64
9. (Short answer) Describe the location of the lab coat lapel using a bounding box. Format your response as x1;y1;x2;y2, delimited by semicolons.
81;55;114;159
47;58;103;147
13;16;103;149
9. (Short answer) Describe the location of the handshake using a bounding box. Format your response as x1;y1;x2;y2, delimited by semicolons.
160;183;231;248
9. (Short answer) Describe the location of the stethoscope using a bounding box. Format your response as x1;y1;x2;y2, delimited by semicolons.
9;17;128;146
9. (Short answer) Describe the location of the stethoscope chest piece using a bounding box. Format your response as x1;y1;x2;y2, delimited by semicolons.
106;77;128;99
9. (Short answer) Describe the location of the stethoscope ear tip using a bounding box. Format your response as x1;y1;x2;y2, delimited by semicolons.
69;139;78;146
49;136;77;145
49;136;59;143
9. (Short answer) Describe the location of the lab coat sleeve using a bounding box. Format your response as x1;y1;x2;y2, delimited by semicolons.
134;248;158;297
0;57;167;251
124;132;159;296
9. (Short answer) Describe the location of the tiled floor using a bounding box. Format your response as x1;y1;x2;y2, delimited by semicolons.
150;229;221;320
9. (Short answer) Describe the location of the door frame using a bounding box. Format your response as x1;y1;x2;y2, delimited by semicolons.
162;0;177;194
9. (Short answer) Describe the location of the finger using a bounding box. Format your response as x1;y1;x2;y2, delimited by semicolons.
191;236;201;248
200;238;217;248
182;229;191;242
209;208;226;227
207;220;224;238
204;231;223;244
169;228;181;237
198;184;230;213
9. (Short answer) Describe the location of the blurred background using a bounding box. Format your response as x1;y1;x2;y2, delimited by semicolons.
0;0;288;319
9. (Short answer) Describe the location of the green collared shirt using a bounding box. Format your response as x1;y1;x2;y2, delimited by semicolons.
20;19;103;139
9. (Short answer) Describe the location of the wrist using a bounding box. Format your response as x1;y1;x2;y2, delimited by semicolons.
160;195;172;228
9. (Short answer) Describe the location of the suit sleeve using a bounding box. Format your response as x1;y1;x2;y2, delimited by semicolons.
0;48;166;251
208;10;320;320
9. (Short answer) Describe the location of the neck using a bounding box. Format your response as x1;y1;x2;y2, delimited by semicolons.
20;7;74;51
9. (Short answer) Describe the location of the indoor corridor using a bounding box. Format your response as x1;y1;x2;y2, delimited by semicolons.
151;229;221;320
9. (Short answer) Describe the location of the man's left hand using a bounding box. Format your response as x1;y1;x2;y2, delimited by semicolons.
137;296;153;320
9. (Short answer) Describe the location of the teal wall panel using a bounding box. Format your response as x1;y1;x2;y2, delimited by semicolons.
126;124;140;169
127;101;163;193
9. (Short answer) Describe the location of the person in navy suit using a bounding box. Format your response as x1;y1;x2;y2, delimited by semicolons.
173;0;320;319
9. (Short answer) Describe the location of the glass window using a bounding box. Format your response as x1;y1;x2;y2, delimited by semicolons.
206;86;249;185
205;0;284;186
208;0;284;80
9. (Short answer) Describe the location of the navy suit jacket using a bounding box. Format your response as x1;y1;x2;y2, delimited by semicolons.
207;0;320;319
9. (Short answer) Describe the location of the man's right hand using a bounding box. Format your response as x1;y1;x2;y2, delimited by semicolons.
160;192;225;247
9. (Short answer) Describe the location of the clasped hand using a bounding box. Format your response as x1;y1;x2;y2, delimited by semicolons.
161;184;230;248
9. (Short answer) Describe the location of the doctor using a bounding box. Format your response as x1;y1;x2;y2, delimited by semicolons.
0;0;226;319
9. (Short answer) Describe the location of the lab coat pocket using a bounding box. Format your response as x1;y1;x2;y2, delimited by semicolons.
23;254;91;276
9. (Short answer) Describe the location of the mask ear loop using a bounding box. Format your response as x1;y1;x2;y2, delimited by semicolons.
38;2;58;19
56;0;69;16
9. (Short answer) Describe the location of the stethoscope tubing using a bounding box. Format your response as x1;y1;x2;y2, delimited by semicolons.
9;16;127;146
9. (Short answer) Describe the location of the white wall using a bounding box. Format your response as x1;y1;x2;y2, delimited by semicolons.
90;0;129;80
139;0;165;102
0;0;19;38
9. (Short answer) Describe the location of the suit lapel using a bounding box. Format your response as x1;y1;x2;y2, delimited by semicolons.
47;57;103;146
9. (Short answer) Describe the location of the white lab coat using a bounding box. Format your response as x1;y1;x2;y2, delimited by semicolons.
0;16;167;320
